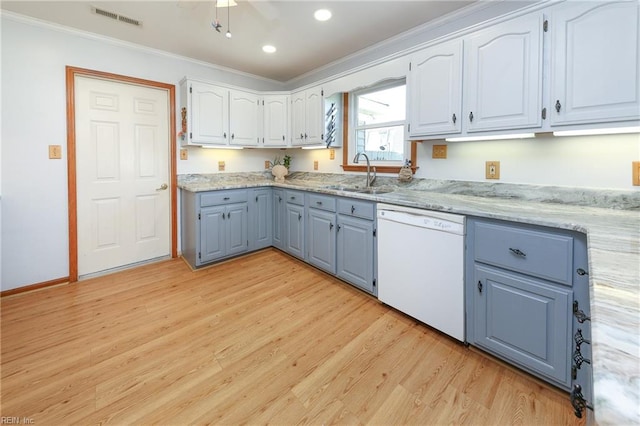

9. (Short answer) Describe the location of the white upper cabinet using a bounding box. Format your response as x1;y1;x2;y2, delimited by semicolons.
263;95;289;147
229;89;260;146
464;14;543;132
550;1;640;126
291;86;324;146
408;39;463;136
187;81;228;146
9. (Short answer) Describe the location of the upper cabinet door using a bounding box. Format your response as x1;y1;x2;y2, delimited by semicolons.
305;87;324;144
550;1;640;126
263;95;289;147
464;15;543;132
408;39;463;136
190;82;229;145
229;90;260;146
291;91;306;145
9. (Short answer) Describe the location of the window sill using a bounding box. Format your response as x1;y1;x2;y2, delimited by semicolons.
341;165;418;174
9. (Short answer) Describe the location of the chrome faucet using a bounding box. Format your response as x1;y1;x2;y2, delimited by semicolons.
353;152;376;188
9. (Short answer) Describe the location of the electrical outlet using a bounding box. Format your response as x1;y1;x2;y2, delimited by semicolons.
218;161;225;172
633;161;640;186
265;160;271;170
432;145;447;159
180;149;188;160
314;160;319;171
49;145;62;159
329;149;335;160
485;161;500;179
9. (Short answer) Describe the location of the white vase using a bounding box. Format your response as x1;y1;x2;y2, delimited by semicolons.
271;164;288;182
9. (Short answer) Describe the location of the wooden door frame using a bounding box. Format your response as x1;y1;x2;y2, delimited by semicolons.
65;66;178;282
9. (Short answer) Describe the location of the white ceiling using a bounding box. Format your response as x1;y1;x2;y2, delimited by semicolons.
1;1;475;82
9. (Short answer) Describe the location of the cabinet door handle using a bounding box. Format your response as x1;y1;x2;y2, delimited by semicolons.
509;248;526;258
222;212;226;220
231;133;235;140
555;100;562;113
290;196;296;200
224;132;227;138
282;135;285;141
255;196;258;202
304;133;308;139
477;280;483;293
452;113;457;124
224;197;230;201
278;196;282;202
316;201;322;205
351;205;355;214
329;222;334;230
300;133;304;140
469;111;474;122
337;224;341;232
298;213;302;221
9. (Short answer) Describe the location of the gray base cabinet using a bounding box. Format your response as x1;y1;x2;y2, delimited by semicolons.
272;189;285;250
181;189;249;268
337;214;375;294
466;217;592;416
284;190;305;259
308;207;337;274
249;188;273;251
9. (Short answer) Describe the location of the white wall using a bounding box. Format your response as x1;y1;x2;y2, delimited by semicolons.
0;15;284;291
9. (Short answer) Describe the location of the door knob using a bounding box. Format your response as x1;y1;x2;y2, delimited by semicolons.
156;183;168;191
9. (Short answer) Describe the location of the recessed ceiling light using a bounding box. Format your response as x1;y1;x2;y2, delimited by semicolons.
262;45;277;54
314;9;332;22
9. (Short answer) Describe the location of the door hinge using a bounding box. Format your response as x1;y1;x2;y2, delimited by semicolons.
189;86;192;93
373;279;377;287
321;89;324;96
407;123;411;132
409;62;412;71
543;19;548;32
542;107;547;120
189;132;192;139
198;252;201;259
198;213;201;220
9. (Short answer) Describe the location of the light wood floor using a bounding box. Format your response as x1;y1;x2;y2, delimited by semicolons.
1;249;585;425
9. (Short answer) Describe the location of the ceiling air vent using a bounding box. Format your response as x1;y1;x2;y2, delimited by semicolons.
91;6;142;27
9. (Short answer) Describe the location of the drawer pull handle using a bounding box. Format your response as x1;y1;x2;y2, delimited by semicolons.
508;248;526;258
573;301;591;323
223;197;230;201
316;201;322;205
570;385;592;419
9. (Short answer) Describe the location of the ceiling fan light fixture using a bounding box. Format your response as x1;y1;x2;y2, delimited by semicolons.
226;30;232;38
262;45;276;53
216;0;237;7
314;9;332;22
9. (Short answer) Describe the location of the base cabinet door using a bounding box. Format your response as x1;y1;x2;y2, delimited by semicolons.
473;264;572;387
337;215;375;293
250;189;273;250
200;206;226;263
273;190;285;250
225;203;248;256
285;203;305;259
307;209;336;274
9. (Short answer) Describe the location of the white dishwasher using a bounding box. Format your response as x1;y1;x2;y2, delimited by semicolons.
377;203;465;341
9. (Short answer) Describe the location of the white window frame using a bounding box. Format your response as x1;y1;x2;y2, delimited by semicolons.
349;78;407;166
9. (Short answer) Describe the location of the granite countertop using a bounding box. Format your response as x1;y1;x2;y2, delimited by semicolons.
178;172;640;425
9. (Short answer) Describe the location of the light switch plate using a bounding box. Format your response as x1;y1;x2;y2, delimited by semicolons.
432;145;447;159
180;149;188;160
633;161;640;186
49;145;62;159
486;161;500;179
218;161;225;172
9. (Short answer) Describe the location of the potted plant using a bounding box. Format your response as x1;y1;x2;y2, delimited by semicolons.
270;155;292;182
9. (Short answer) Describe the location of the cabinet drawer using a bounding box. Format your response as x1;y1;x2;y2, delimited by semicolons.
338;199;374;220
474;222;573;286
200;190;247;207
285;190;304;206
308;194;336;212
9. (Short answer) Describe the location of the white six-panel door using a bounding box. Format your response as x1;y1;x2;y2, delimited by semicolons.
75;76;170;276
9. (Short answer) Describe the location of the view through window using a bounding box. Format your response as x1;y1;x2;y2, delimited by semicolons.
353;81;406;163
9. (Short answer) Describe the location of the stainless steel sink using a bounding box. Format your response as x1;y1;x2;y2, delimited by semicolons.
322;185;393;195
